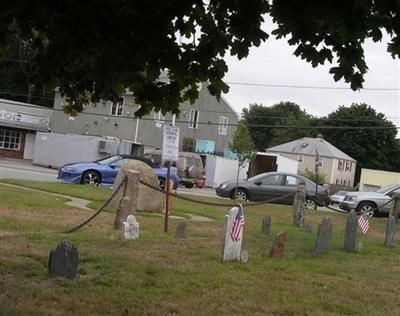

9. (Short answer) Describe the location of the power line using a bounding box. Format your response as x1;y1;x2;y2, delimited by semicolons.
1;97;399;129
226;81;400;91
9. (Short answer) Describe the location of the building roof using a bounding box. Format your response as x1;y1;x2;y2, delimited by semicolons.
266;137;356;162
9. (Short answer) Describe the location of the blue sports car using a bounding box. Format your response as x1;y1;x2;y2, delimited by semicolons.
58;154;180;189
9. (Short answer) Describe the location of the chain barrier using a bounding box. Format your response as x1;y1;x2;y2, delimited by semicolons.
0;177;128;239
139;178;295;207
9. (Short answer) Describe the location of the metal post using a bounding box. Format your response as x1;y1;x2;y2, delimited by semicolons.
164;161;171;232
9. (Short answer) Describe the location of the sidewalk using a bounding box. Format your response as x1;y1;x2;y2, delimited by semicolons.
0;158;58;174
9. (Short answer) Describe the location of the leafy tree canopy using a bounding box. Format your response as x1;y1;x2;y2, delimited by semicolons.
243;102;313;150
230;120;255;167
0;1;399;116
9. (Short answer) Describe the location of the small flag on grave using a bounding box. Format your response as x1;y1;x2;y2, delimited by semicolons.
230;205;245;242
358;213;369;234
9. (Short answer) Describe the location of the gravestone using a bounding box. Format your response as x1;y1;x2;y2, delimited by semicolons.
48;241;79;279
270;231;287;259
222;205;245;261
122;215;140;240
175;222;187;238
261;215;271;235
390;193;400;224
384;215;396;247
240;250;249;263
314;217;333;254
305;223;313;233
344;210;357;252
293;185;306;227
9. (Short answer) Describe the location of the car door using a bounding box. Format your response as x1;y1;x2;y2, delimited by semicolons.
251;174;285;201
280;175;304;204
103;158;131;183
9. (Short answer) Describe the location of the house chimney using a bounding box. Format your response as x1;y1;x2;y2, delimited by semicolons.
316;133;323;139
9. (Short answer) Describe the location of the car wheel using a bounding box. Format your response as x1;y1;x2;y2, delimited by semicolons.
357;202;376;218
232;188;248;201
158;177;166;191
81;170;101;186
305;197;317;210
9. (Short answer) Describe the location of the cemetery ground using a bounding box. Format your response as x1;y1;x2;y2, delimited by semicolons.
1;180;399;315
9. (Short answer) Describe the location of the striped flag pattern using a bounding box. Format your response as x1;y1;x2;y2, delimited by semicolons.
358;213;369;234
230;206;245;242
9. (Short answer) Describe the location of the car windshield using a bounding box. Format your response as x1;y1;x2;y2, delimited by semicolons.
94;155;120;165
375;183;399;194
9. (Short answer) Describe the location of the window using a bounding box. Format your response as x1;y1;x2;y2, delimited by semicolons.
338;160;343;171
260;175;284;185
0;129;21;150
154;111;165;127
297;155;304;163
285;176;302;186
110;98;124;116
345;161;352;172
218;116;229;135
188;109;199;129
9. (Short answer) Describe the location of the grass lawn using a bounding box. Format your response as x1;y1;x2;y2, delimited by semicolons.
0;181;399;315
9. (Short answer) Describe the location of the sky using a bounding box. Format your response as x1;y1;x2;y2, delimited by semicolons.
222;22;400;136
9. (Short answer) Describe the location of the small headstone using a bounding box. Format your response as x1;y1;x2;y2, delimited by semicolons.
269;231;287;259
344;210;357;252
384;215;397;247
240;250;249;263
314;217;333;255
355;241;363;253
305;223;313;233
122;215;139;240
175;222;187;238
222;205;245;261
48;240;79;279
261;215;271;235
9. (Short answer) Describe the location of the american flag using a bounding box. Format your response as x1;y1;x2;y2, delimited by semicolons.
230;206;245;242
358;213;369;234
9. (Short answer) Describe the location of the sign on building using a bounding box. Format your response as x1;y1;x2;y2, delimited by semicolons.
162;125;180;162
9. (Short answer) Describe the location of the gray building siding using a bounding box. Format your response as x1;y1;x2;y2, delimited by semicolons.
52;85;238;153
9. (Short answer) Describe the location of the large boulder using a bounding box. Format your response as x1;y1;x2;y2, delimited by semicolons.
112;160;161;212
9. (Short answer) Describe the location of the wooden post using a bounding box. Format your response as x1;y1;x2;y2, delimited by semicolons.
164;161;171;232
390;193;400;224
293;184;306;227
114;170;139;230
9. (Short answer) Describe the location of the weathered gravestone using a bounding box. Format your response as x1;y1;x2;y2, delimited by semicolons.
222;205;245;261
113;170;140;230
240;250;249;263
122;215;140;240
305;223;313;233
270;231;287;259
390;193;400;224
261;215;271;235
314;217;333;254
344;210;357;252
175;222;187;238
293;185;306;227
384;215;397;247
48;241;79;279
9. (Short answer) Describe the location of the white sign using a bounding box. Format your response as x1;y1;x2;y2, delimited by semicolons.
162;125;180;162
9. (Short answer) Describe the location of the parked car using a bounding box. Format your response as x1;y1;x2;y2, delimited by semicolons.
58;154;180;189
216;171;330;208
340;183;400;217
330;191;348;205
145;151;205;188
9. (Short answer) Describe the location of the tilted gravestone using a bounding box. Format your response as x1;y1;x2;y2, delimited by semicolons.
48;241;79;279
122;215;140;240
261;215;271;235
305;223;313;233
175;222;187;238
344;210;357;252
384;215;397;247
293;185;306;227
270;231;287;259
314;217;333;254
222;205;245;261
